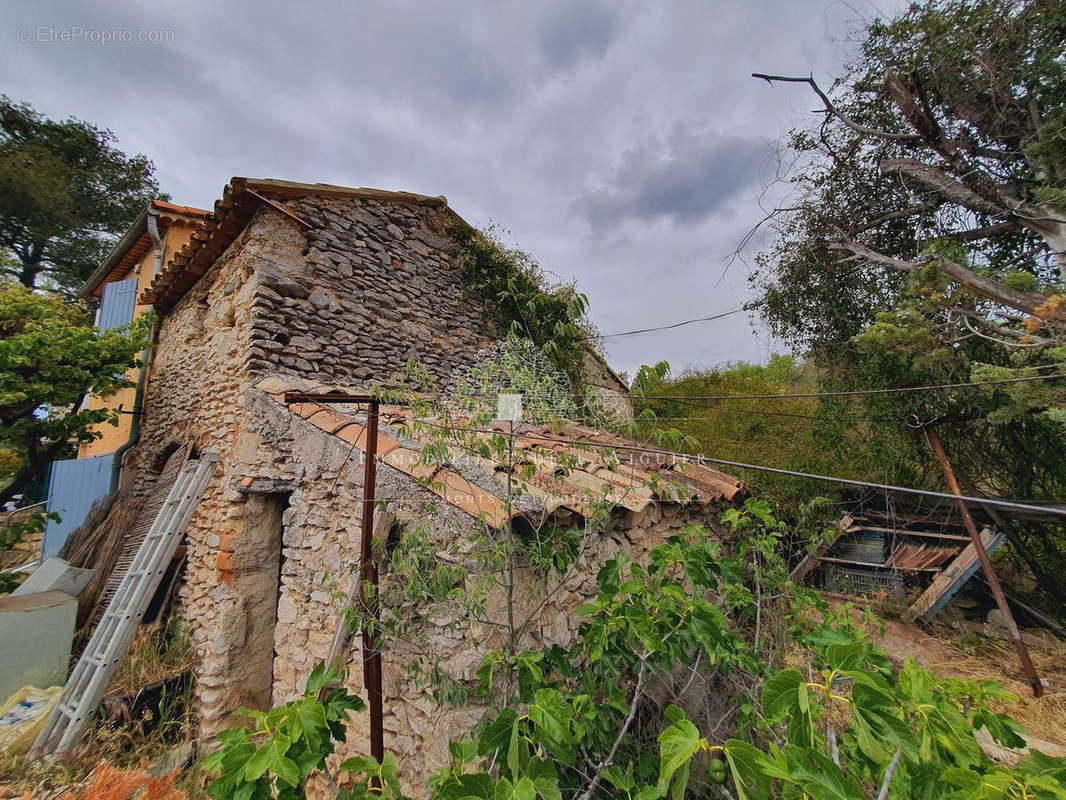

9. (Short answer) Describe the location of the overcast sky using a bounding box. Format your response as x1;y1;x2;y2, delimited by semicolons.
2;0;901;377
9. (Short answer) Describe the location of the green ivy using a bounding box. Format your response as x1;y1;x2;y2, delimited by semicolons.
451;224;595;387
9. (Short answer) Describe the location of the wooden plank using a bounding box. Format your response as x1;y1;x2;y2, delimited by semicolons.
905;528;1006;622
849;525;970;542
818;555;939;573
790;515;851;584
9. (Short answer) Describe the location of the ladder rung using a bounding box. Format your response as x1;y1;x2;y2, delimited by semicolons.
29;454;220;760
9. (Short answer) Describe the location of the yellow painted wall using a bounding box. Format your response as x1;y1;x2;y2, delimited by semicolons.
77;222;199;459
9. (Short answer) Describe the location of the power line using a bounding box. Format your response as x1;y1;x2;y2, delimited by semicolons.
647;409;904;424
625;373;1066;402
586;306;751;340
398;418;1066;519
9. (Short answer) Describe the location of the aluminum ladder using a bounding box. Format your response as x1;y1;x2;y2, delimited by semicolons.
31;453;220;759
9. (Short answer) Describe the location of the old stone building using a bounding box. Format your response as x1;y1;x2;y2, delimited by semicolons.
77;178;743;790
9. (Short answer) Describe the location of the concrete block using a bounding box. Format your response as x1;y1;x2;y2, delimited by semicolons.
0;591;76;699
12;557;94;598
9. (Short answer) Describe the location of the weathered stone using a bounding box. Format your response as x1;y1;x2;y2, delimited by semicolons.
110;196;690;796
259;270;311;299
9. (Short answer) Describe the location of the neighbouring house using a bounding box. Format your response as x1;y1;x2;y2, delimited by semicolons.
39;201;209;558
66;178;743;790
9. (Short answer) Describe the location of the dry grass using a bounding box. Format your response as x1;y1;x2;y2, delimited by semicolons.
827;599;1066;752
0;621;202;799
919;621;1066;750
108;622;198;699
56;764;189;800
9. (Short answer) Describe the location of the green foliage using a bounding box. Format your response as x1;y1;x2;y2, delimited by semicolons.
452;225;595;387
452;335;582;425
725;604;1066;799
745;0;1066;604
0;282;149;506
0;96;164;292
1003;270;1041;294
636;355;891;514
202;662;373;800
207;354;1062;799
205;498;1065;800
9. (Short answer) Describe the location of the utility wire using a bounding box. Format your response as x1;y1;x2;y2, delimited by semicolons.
397;418;1066;519
586;306;751;340
623;373;1065;402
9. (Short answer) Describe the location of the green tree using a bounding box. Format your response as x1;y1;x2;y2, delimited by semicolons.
750;0;1066;603
0;96;164;292
754;0;1066;345
0;281;148;507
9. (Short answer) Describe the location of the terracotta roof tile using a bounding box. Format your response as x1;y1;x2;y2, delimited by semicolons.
257;377;743;527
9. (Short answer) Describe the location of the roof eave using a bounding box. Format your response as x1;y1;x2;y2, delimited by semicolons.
143;177;463;311
79;205;149;298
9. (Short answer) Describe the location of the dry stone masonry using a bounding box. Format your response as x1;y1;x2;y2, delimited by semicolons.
105;181;739;794
247;197;495;386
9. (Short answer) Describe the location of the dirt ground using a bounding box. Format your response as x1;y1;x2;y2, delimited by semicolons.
861;610;1066;759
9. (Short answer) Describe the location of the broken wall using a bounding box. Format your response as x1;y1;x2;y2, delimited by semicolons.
245;387;731;793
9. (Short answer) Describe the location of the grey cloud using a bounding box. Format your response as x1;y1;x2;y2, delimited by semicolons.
421;34;512;105
0;0;897;375
537;1;621;70
580;129;770;228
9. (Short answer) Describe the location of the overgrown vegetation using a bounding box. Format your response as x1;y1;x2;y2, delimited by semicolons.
0;616;200;796
193;348;1065;798
748;0;1066;606
452;223;598;388
203;498;1066;799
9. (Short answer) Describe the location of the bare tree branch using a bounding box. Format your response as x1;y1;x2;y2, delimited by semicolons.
879;159;1005;217
752;73;921;142
577;653;650;800
876;749;903;800
828;236;1048;314
948;221;1021;243
850;202;939;236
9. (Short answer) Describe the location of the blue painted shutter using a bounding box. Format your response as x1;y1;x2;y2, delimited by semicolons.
98;277;138;331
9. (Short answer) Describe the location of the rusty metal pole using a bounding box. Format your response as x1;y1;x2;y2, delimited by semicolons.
358;399;385;767
281;391;388;767
925;428;1044;697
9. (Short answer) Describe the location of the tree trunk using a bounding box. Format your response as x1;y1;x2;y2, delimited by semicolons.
19;261;39;288
19;241;46;289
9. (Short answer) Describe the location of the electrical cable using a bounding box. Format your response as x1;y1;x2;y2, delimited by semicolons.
394;417;1066;519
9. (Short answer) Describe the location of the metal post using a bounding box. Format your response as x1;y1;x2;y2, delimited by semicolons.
282;391;387;766
925;428;1043;697
359;399;384;767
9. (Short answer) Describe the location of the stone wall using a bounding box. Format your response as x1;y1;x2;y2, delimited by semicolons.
122;208;308;731
114;194;678;794
243;386;731;794
123;197;504;732
247;196;497;388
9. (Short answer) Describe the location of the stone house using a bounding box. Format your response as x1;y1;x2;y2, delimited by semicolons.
76;178;743;790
